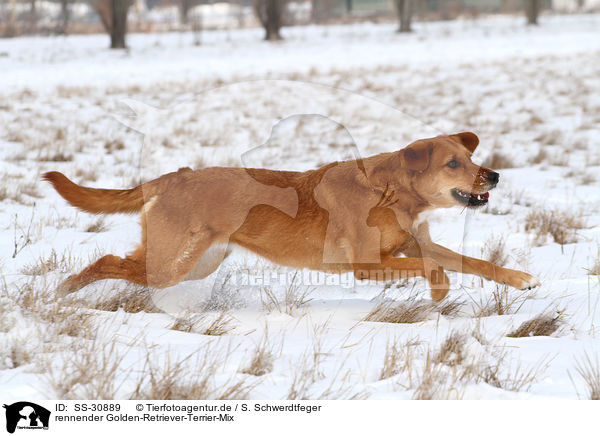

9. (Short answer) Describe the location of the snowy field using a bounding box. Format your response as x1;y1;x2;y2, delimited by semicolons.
1;14;600;400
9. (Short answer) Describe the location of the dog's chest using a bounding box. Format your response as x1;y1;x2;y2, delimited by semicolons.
412;210;433;232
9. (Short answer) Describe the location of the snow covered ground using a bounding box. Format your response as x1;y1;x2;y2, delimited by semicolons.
1;13;600;400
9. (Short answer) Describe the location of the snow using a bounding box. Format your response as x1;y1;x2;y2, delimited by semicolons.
1;13;600;400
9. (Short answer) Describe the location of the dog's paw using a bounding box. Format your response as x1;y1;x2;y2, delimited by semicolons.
501;269;540;290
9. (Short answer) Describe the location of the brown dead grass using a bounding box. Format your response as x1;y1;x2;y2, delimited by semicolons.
43;335;127;399
85;217;108;233
569;352;600;400
171;310;234;336
38;152;73;162
379;337;420;380
436;298;464;317
471;286;532;317
483;151;516;169
525;209;585;246
241;335;276;377
587;250;600;276
2;336;33;369
20;249;72;276
434;332;466;366
93;285;160;313
13;278;92;338
130;346;254;400
364;298;433;324
483;235;509;267
507;311;564;338
75;167;99;182
260;274;313;315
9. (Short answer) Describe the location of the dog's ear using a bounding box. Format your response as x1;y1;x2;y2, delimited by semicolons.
400;141;432;173
450;132;479;153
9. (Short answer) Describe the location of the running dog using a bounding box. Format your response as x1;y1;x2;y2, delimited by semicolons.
44;131;539;301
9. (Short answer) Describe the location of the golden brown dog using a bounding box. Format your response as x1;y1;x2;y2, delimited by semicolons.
43;131;539;301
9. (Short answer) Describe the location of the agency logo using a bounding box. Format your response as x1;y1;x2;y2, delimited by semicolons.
2;402;50;434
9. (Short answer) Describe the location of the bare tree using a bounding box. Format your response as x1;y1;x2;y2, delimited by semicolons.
5;0;17;36
56;0;72;34
525;0;540;25
394;0;413;33
28;0;38;33
312;0;337;23
178;0;197;25
90;0;132;48
253;0;286;41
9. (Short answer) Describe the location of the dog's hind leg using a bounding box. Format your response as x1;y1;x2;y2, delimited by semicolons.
58;232;222;296
58;246;148;297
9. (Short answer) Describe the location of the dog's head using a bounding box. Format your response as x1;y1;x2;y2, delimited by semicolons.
399;132;498;209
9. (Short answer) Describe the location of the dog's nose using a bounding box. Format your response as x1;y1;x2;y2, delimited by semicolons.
487;171;499;185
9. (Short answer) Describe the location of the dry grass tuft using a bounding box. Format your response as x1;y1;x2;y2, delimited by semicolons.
507;311;564;338
198;311;235;336
434;332;466;366
38;152;73;162
19;182;42;199
85;217;108;233
470;355;549;392
412;351;455;400
405;339;550;399
260;274;313;315
43;335;126;399
171;310;234;336
93;285;160;313
364;298;432;324
530;147;549;164
12;278;92;338
472;286;532;317
170;316;196;333
436;298;464;317
569;352;600;400
1;336;33;369
130;346;253;400
483;235;509;267
379;337;420;380
20;249;72;276
587;250;600;276
75;167;99;182
241;334;276;377
525;209;585;246
483;151;516;169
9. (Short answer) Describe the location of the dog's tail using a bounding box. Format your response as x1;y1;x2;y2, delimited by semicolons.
42;171;145;214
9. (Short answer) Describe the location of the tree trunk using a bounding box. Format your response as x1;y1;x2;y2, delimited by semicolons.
6;0;16;36
28;0;37;33
254;0;284;41
57;0;71;34
525;0;539;25
110;0;130;48
395;0;412;33
179;0;190;25
264;0;282;40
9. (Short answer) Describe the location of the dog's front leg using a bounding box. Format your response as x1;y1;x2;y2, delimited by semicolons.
407;223;540;290
353;256;450;302
408;242;540;290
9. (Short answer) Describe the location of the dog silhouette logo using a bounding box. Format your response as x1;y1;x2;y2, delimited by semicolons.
3;402;50;433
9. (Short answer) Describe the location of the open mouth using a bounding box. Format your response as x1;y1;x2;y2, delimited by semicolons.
452;188;490;207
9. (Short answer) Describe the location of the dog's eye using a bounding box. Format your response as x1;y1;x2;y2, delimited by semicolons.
446;159;460;169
